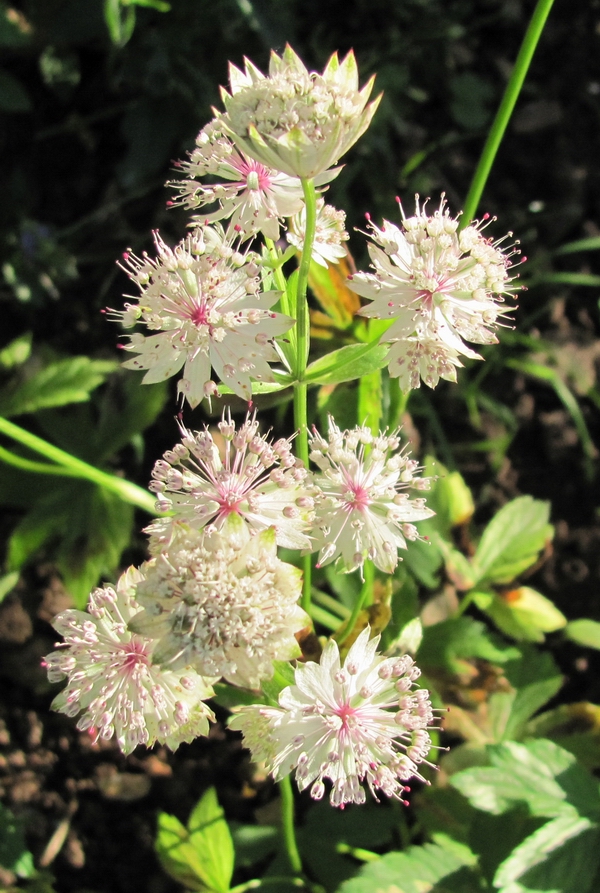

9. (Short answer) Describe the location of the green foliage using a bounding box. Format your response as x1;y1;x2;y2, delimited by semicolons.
0;803;35;879
155;788;235;893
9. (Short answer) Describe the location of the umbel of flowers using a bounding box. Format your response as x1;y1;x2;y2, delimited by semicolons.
46;45;517;808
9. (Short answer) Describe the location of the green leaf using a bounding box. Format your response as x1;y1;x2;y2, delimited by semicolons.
155;788;234;893
0;333;32;370
230;823;278;869
299;800;397;890
526;702;600;770
402;527;444;589
470;496;553;585
213;683;262;710
0;357;117;417
424;457;475;533
357;368;382;433
418;617;519;676
0;803;35;878
261;660;296;704
565;619;600;650
7;481;134;608
0;571;19;603
304;341;389;386
477;587;566;643
488;647;563;742
494;813;600;893
337;841;480;893
451;739;599;819
92;373;168;462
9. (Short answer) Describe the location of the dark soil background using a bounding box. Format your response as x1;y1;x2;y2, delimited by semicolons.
1;0;600;890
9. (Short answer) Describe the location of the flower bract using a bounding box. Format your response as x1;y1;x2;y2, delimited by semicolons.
220;45;381;179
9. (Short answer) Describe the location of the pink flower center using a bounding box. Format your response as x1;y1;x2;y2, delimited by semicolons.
120;640;150;674
342;479;371;512
191;302;210;327
335;702;358;728
237;158;272;193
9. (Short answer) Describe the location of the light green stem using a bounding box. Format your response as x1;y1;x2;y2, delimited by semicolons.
0;416;157;514
460;0;555;225
279;775;303;875
293;178;318;614
335;560;374;646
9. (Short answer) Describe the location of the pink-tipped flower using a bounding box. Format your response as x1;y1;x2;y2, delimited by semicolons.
230;626;438;808
170;119;338;241
308;418;434;574
110;226;293;406
147;409;314;551
220;45;381;179
129;518;308;690
348;196;517;390
44;567;216;755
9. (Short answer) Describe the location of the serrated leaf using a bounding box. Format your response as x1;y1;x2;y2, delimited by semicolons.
471;497;553;586
479;587;566;643
337;841;480;893
155;788;234;893
526;702;600;770
494;813;600;893
0;333;32;370
0;356;117;417
451;739;600;819
304;341;389;386
418;616;519;676
565;619;600;650
7;481;134;608
489;647;563;741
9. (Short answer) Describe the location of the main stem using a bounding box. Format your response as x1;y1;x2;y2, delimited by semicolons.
295;178;318;614
279;775;303;875
460;0;555;225
0;416;157;514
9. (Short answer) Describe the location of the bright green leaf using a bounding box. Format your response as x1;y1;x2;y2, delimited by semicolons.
0;333;32;370
0;571;19;603
480;587;566;643
494;813;600;893
471;496;553;585
337;841;480;893
565;619;600;650
155;788;234;893
305;341;389;386
0;357;117;417
418;616;519;676
261;660;296;704
488;647;563;742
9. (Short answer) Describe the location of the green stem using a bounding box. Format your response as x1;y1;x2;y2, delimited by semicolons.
279;775;303;875
460;0;555;225
335;561;374;646
293;178;318;615
0;416;157;514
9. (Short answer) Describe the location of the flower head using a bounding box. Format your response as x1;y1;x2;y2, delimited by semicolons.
111;226;293;406
44;567;216;755
220;45;381;178
308;418;434;574
129;520;308;689
147;409;314;551
348;196;517;390
230;626;437;808
287;199;349;267
170;119;340;241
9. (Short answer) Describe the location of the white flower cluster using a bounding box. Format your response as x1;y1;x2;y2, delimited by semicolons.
230;626;438;808
130;520;307;690
349;196;517;390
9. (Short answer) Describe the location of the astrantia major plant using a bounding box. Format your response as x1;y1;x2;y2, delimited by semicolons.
42;31;539;881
